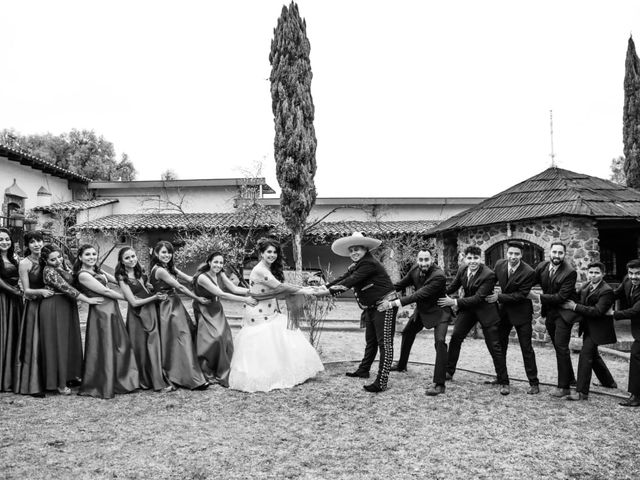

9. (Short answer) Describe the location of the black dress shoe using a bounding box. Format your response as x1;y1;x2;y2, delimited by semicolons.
390;364;407;372
593;381;618;389
483;378;499;385
619;395;640;407
527;385;540;395
346;371;370;378
194;382;210;391
500;384;510;396
425;384;445;396
30;392;45;398
363;383;384;393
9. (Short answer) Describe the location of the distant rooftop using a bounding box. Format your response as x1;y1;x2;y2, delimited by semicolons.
89;177;276;194
258;197;485;206
0;142;92;183
34;198;119;213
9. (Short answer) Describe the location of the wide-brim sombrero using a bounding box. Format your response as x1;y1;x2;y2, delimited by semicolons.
331;231;382;257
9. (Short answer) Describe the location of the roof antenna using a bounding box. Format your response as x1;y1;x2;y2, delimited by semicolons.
549;109;556;167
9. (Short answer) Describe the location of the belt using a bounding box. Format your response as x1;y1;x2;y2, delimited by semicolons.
360;291;399;310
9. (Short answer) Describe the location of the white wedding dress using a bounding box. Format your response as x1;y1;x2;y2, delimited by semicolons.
228;264;324;392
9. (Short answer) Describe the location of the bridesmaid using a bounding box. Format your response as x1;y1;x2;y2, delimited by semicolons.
0;228;23;392
74;244;139;399
39;244;102;395
115;247;174;393
14;231;53;397
192;251;257;387
149;240;209;390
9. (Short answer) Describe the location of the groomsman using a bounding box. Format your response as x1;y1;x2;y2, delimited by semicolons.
485;241;540;394
319;232;398;393
612;258;640;407
379;248;452;396
561;262;617;401
438;245;510;395
530;242;580;398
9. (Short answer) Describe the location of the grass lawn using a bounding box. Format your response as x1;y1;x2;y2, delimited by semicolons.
2;329;639;479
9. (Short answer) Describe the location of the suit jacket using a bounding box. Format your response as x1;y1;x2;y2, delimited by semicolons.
446;263;500;328
394;264;451;328
613;277;640;341
534;260;581;325
494;259;535;326
327;251;394;308
574;281;617;346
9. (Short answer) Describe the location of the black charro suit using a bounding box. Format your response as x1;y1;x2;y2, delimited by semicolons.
534;260;580;389
613;278;640;397
393;264;452;385
327;251;397;390
494;259;539;386
445;264;508;384
573;281;617;395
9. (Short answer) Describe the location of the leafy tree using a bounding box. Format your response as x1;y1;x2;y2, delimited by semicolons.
0;128;136;181
161;169;178;181
269;1;317;274
623;36;640;189
610;155;627;184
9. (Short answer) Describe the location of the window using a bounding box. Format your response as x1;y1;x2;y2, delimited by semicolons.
485;240;544;270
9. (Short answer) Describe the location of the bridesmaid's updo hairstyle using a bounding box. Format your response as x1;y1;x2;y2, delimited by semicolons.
257;237;284;282
150;240;178;277
23;230;44;257
39;244;62;270
0;228;18;273
192;251;224;289
72;244;101;278
114;247;144;284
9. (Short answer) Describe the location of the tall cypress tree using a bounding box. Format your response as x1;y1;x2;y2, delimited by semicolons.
269;1;317;273
623;35;640;189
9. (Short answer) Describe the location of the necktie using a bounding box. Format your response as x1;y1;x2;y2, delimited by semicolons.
549;265;558;278
467;270;474;286
508;267;515;278
632;284;637;298
419;271;426;282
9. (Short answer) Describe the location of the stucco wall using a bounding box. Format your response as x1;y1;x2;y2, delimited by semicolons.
1;156;74;212
94;186;240;214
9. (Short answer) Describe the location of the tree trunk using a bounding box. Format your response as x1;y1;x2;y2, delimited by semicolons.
292;229;303;279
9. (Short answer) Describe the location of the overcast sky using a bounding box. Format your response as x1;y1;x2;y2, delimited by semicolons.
2;1;639;198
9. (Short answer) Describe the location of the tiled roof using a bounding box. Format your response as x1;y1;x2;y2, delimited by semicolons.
34;198;119;213
428;167;640;235
0;142;92;183
73;212;436;237
305;220;437;238
72;211;282;231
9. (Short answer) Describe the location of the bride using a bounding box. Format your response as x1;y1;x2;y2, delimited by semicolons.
228;238;324;392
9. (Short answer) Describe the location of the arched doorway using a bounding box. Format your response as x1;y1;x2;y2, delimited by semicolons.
485;240;544;269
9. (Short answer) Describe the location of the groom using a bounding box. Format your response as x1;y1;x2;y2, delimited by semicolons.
317;232;398;393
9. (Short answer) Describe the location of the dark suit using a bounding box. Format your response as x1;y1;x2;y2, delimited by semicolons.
494;259;539;386
445;264;508;384
573;281;617;395
534;260;580;389
613;278;640;396
327;251;397;390
393;264;452;385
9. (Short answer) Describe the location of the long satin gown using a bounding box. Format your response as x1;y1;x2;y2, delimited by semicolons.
40;266;83;391
125;276;171;391
0;260;23;392
228;264;324;393
150;266;206;390
13;260;45;395
78;271;139;399
193;272;234;387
